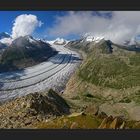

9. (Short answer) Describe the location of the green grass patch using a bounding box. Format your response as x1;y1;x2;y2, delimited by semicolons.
36;114;102;129
78;52;140;89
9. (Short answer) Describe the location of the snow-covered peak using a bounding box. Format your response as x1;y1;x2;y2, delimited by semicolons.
85;36;94;42
46;38;69;45
0;38;13;46
25;36;37;43
4;32;10;35
0;35;38;47
123;35;140;48
0;32;11;40
54;38;67;45
93;36;104;43
0;32;12;46
81;34;104;43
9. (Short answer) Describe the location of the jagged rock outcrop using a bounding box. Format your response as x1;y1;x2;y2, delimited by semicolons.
0;89;70;128
98;116;125;129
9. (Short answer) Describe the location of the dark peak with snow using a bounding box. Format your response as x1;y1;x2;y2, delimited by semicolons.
0;32;10;40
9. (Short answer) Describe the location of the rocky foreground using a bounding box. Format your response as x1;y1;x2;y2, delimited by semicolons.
0;89;70;128
0;89;140;129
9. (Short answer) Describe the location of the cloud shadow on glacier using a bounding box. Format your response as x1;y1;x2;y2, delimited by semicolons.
0;68;26;90
49;53;82;64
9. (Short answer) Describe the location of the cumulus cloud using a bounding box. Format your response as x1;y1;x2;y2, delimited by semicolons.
48;11;140;44
12;14;43;39
0;14;43;45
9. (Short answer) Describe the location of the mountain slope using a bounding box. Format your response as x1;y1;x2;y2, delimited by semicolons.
0;35;57;72
64;38;140;121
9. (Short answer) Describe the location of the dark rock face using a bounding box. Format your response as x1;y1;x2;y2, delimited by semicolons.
26;89;70;115
0;89;70;128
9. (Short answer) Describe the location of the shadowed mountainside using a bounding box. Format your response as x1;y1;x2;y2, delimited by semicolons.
0;36;57;72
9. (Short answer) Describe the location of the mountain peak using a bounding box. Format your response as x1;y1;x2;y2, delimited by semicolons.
0;32;10;40
81;34;104;43
53;38;67;45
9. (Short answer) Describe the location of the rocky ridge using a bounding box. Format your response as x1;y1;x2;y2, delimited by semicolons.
0;89;70;128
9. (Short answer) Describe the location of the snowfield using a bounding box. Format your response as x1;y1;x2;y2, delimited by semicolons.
0;44;81;103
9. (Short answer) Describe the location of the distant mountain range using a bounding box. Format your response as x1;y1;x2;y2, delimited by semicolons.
46;38;68;45
0;31;140;72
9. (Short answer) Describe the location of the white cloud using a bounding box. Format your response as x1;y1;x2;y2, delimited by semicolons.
11;14;43;39
48;11;140;44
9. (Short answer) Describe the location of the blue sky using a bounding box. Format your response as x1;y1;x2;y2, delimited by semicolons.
0;11;69;40
0;11;140;44
0;11;113;40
